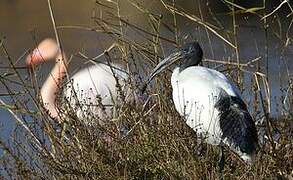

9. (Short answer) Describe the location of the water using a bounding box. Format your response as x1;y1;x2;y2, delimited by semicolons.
0;1;292;119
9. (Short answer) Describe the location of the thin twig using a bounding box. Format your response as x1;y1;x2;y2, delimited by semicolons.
160;0;236;49
47;0;69;79
0;98;45;152
261;0;289;20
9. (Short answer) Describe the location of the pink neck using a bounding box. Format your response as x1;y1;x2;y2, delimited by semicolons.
40;53;67;118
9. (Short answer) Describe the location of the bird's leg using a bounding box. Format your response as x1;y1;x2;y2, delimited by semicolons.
218;145;225;174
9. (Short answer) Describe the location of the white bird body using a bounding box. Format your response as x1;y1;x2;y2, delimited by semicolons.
63;63;128;119
27;39;130;121
147;42;258;164
171;66;240;145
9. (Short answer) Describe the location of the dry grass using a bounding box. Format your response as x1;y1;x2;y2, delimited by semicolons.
1;0;293;179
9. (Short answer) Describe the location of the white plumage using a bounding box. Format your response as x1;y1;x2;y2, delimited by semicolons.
62;63;128;120
146;42;258;165
171;66;239;144
171;66;256;162
26;38;130;121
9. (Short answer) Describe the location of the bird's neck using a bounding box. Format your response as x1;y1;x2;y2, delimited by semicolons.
179;58;202;72
40;53;67;118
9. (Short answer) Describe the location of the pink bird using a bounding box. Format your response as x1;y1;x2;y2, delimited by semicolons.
26;38;129;122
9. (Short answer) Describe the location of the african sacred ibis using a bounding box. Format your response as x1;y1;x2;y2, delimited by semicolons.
145;42;258;165
26;38;129;121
